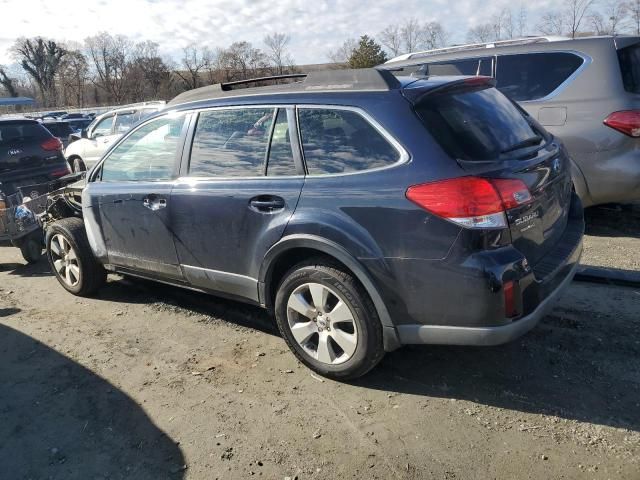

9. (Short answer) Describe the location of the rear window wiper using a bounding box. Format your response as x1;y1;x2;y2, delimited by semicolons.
500;135;543;154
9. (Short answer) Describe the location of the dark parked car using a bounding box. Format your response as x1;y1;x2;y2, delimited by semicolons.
41;119;76;149
44;70;583;379
0;119;71;196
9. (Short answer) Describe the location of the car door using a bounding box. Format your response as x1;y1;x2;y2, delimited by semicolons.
169;107;304;301
84;112;190;280
82;113;115;165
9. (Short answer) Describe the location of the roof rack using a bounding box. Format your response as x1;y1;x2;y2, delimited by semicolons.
385;36;570;63
221;74;308;90
167;68;400;107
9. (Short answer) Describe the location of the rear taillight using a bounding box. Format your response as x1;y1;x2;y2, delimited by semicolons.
41;137;63;151
406;176;532;229
603;110;640;137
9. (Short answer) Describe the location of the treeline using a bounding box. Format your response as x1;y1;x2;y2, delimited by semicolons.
1;0;639;108
0;32;297;108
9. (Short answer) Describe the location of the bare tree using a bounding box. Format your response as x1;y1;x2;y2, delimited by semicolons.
327;38;358;66
467;24;496;43
423;22;448;49
132;41;170;99
517;6;529;37
629;0;640;35
538;0;595;38
175;44;208;90
538;12;566;35
378;25;403;57
590;1;627;34
12;37;66;106
221;41;268;80
0;66;18;97
264;32;293;75
378;19;448;57
401;18;424;52
59;46;88;106
85;33;134;104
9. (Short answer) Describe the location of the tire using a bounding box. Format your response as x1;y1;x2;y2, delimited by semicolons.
19;231;43;264
71;156;86;173
274;259;384;380
46;217;106;296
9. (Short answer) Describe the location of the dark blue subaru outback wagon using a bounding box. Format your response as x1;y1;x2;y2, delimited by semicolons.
45;69;584;379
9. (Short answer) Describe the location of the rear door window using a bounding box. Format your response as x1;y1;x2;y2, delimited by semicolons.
189;108;275;177
416;86;540;161
618;44;640;94
298;108;400;175
495;52;584;101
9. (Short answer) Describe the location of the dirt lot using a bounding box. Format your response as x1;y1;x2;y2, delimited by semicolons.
1;207;639;480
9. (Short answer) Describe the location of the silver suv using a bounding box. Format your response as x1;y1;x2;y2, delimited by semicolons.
64;101;165;172
383;36;640;207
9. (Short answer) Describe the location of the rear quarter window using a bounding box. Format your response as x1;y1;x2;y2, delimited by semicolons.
298;108;400;175
618;44;640;94
495;52;584;101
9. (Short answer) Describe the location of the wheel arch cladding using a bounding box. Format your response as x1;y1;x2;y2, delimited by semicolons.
259;235;402;352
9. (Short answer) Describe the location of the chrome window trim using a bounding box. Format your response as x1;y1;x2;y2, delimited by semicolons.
295;104;410;178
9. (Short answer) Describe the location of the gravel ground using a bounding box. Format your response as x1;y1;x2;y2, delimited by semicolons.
582;203;640;272
0;209;639;480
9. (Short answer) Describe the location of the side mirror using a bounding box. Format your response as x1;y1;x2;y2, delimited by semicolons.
81;129;88;139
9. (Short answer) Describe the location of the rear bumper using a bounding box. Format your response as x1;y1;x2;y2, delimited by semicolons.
393;193;584;346
396;258;579;346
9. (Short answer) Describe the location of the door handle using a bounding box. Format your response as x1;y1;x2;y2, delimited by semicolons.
249;195;285;213
143;195;167;211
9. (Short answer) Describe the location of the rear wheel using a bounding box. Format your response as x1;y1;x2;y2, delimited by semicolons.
274;260;384;380
46;217;106;296
71;156;86;173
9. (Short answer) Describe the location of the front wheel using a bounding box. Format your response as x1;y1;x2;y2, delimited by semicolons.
46;217;106;296
19;231;43;264
274;260;384;380
71;157;86;173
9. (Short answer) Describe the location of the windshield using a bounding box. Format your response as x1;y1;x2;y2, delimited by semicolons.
415;86;540;161
618;44;640;94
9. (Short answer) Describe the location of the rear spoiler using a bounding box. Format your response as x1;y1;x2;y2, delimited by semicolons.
402;76;496;104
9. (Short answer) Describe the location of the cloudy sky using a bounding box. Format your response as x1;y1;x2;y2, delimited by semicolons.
0;0;545;65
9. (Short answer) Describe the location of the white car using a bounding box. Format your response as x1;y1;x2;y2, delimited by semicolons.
64;102;165;172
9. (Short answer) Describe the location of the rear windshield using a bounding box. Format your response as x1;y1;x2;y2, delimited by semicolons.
43;122;74;138
618;44;640;94
0;121;51;146
416;86;540;161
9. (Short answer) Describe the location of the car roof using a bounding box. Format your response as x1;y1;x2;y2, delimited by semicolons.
167;69;402;107
383;35;640;67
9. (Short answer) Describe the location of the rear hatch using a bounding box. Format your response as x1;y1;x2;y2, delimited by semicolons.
406;78;573;265
0;120;65;194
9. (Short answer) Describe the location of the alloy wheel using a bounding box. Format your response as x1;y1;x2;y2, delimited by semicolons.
50;234;81;287
286;282;358;365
